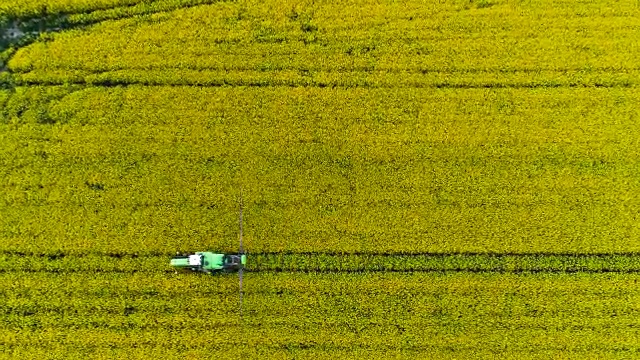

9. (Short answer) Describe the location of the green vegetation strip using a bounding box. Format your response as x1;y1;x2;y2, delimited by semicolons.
3;252;640;273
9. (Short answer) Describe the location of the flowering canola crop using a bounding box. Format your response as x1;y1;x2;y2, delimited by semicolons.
2;0;640;358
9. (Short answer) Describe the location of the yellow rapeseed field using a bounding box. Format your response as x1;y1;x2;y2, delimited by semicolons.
2;0;640;358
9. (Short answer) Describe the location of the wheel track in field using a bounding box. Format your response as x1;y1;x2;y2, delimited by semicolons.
16;75;637;89
4;251;640;273
13;64;638;89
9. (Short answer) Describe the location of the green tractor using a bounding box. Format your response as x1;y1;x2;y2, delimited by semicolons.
170;252;246;274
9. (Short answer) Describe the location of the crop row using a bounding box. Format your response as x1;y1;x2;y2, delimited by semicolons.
3;272;640;358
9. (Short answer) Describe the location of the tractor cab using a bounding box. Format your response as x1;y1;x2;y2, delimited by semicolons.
224;254;244;267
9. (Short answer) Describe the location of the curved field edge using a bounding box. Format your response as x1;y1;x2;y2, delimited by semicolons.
0;0;232;85
0;0;226;20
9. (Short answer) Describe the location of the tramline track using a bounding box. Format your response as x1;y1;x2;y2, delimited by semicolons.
4;252;640;273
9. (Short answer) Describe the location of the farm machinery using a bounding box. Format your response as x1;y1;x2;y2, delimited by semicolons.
170;252;246;274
